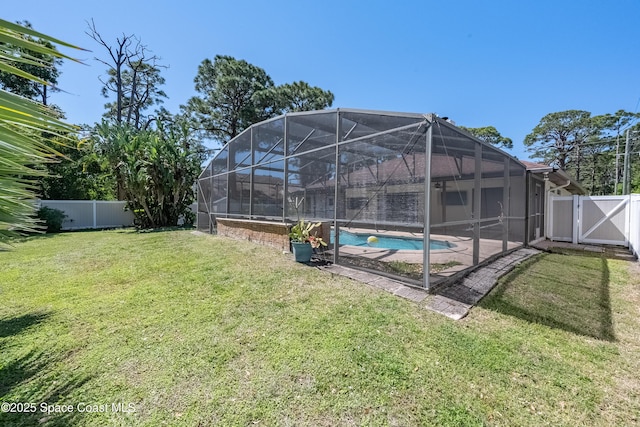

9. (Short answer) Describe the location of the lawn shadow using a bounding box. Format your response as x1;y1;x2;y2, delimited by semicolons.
480;252;615;341
0;312;50;338
0;312;91;427
2;232;58;249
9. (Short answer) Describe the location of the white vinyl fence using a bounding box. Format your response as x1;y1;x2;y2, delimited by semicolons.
549;194;640;256
38;200;134;230
630;195;640;259
37;200;199;230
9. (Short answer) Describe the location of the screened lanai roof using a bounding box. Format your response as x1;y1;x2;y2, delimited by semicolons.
199;108;526;179
199;109;431;177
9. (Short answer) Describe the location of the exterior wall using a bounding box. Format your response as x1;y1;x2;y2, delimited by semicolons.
429;177;505;225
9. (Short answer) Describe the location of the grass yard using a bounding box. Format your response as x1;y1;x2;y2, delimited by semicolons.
1;229;639;426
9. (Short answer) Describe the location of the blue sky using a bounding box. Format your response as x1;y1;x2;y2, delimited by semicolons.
4;0;640;161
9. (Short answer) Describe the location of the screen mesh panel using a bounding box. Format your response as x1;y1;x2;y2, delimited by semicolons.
197;110;528;289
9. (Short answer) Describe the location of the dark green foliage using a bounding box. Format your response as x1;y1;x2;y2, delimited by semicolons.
524;110;594;175
459;125;513;149
183;55;333;146
267;80;334;114
184;55;277;143
0;20;61;105
39;130;116;200
91;118;207;228
524;109;640;195
36;206;67;232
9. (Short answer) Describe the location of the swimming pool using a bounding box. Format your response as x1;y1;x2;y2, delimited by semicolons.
332;230;455;251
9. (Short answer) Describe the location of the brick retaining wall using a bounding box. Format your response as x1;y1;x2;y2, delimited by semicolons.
216;218;332;253
217;218;291;252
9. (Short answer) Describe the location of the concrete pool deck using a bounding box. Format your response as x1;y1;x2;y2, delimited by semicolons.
334;227;522;278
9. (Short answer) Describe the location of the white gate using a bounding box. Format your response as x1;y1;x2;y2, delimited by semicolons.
579;196;629;246
548;195;631;246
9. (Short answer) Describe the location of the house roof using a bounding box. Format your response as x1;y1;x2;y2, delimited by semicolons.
521;160;586;195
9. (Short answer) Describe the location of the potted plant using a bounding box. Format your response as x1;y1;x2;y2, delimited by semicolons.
289;219;327;263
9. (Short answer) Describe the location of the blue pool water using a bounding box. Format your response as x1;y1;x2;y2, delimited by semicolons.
332;230;455;251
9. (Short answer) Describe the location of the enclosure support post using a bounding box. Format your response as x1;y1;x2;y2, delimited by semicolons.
502;158;510;252
249;127;254;219
225;142;231;218
283;115;289;223
422;119;433;290
473;143;482;265
524;172;530;245
333;111;342;264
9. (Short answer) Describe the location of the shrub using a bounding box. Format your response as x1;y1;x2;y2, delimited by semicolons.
36;206;67;233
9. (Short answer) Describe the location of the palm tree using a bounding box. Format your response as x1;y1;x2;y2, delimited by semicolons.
0;18;83;244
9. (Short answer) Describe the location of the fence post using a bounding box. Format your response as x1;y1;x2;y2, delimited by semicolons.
572;195;579;244
547;195;553;240
93;200;97;229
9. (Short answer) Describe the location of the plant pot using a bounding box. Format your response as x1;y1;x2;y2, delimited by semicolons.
291;241;313;263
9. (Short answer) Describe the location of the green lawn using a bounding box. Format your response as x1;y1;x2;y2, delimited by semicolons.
0;229;638;426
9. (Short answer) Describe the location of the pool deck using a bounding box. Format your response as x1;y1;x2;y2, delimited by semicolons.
336;227;521;278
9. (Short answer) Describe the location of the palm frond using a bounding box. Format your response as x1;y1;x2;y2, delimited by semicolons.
0;20;83;245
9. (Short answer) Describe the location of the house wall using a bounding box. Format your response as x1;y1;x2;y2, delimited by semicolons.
339;177;507;226
429;177;506;225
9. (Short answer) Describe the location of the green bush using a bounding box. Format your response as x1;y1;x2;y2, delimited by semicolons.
36;206;68;233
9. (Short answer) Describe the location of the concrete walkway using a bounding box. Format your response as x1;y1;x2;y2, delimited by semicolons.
320;247;542;320
423;248;540;319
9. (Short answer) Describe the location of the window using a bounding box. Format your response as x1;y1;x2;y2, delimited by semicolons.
348;197;369;210
443;191;467;206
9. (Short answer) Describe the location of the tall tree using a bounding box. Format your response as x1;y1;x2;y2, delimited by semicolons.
524;110;595;181
270;80;334;113
183;55;277;144
0;20;62;105
87;20;166;128
0;19;82;244
100;59;167;129
183;55;334;146
459;125;513;149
